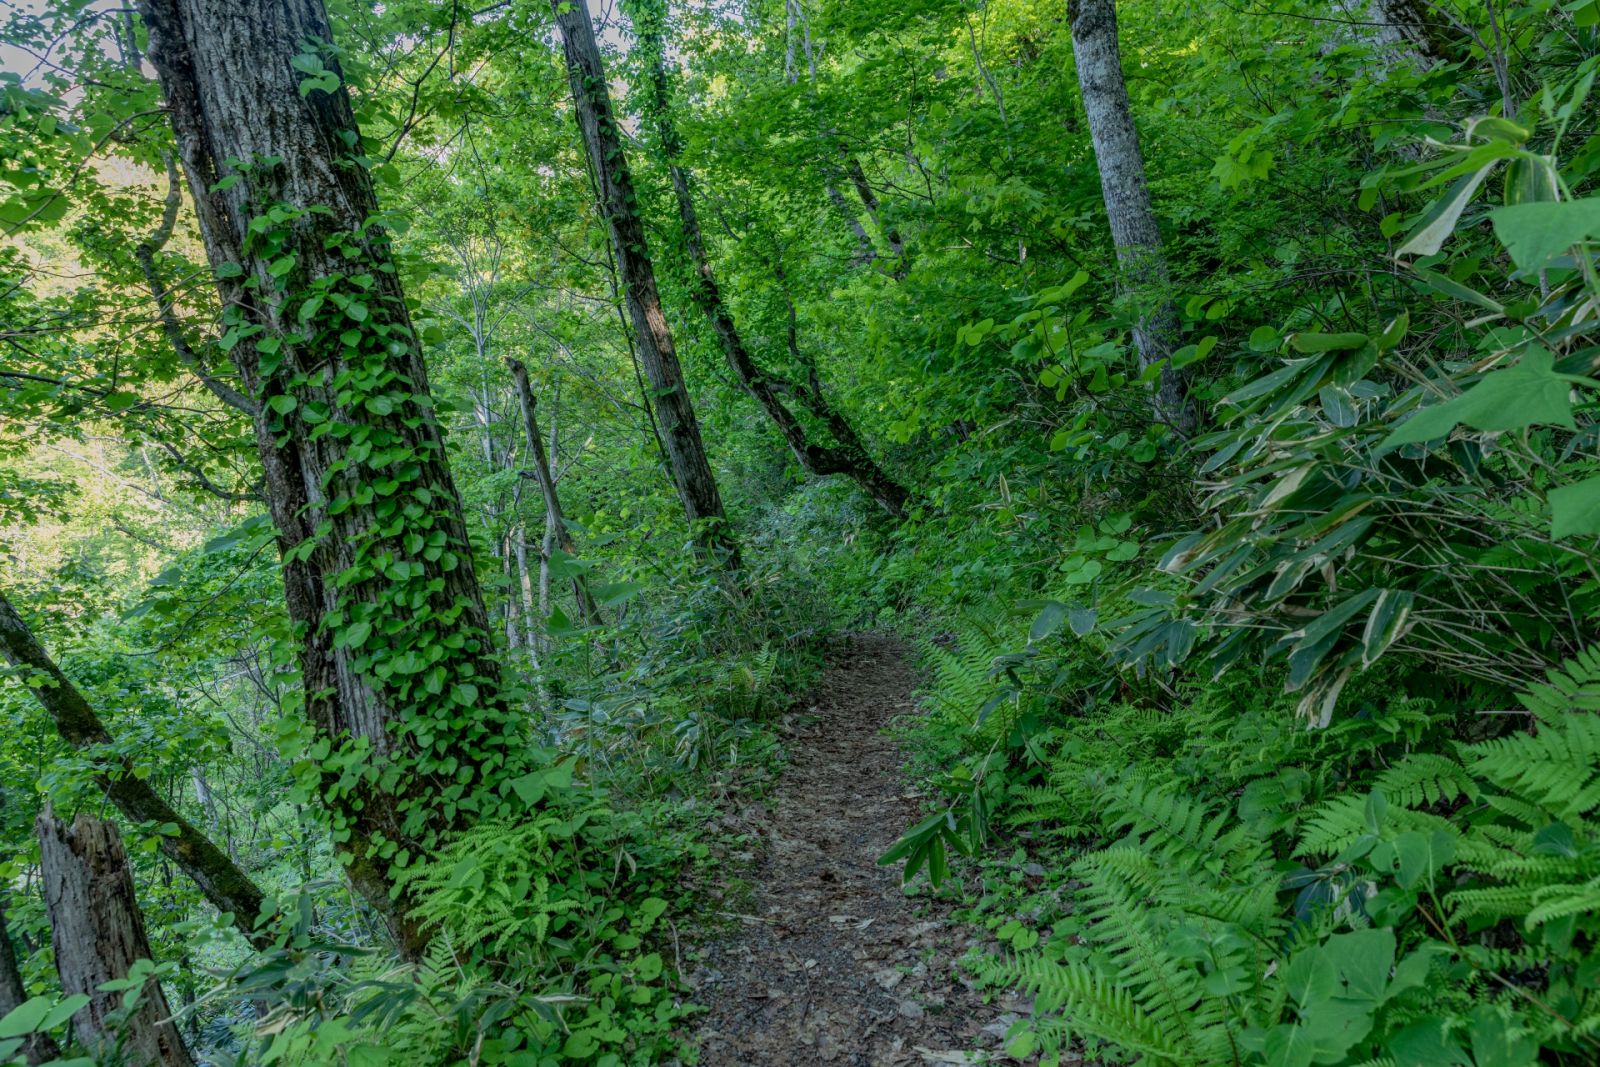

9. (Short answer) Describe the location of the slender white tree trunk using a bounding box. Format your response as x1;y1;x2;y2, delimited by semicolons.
1069;0;1194;434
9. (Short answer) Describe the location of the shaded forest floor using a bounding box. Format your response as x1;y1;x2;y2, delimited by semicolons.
685;634;1032;1066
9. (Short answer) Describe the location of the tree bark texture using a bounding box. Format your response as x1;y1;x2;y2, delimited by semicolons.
136;0;524;958
0;593;270;949
37;808;195;1067
548;0;740;567
1364;0;1453;61
507;358;604;627
1068;0;1195;434
0;893;62;1066
629;3;911;516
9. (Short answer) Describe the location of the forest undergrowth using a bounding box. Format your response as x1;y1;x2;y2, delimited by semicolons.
2;0;1600;1065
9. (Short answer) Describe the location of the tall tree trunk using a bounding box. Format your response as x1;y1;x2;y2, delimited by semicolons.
0;893;62;1066
514;525;543;656
548;0;740;568
501;541;522;650
136;0;526;958
37;807;195;1067
507;359;604;627
628;1;913;518
1068;0;1195;435
0;593;270;950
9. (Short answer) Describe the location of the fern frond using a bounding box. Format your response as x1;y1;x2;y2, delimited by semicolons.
1464;715;1600;820
979;953;1192;1063
1294;794;1462;859
1099;778;1260;871
1375;753;1478;808
1518;643;1600;723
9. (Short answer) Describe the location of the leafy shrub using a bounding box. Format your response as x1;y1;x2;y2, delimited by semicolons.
1132;91;1600;722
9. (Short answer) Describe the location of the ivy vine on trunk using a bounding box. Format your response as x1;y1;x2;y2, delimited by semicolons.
136;0;532;958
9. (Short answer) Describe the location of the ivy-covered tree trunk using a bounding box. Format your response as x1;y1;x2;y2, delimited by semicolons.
37;808;195;1067
548;0;740;567
0;592;271;950
136;0;525;958
628;1;913;518
1068;0;1195;435
507;358;604;628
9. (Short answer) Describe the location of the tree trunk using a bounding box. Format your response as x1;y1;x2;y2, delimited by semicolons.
629;1;912;517
0;593;271;950
501;541;522;650
1346;0;1453;63
507;358;604;627
548;0;740;568
514;525;543;656
0;893;62;1066
136;0;526;958
1068;0;1195;435
843;155;905;263
37;807;195;1067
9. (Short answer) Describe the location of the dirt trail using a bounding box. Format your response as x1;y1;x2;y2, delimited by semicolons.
688;634;1023;1066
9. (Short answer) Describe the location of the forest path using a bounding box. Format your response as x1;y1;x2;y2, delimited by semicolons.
687;634;1021;1066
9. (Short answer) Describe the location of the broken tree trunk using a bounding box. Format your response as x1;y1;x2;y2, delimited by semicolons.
0;592;270;949
38;807;195;1067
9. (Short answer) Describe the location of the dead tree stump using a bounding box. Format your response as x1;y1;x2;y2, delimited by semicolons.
37;807;194;1066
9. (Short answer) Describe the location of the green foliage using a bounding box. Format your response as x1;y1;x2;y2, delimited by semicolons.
959;653;1600;1065
5;0;1600;1064
213;789;698;1066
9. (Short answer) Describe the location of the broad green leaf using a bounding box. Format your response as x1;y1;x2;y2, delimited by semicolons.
546;603;578;638
1380;347;1574;450
1248;325;1281;352
1068;606;1097;636
1285;948;1336;1008
1322;928;1395;1002
1550;475;1600;538
1260;1023;1316;1067
1386;1019;1470;1066
592;581;644;607
1489;198;1600;271
1030;601;1067;642
1466;1005;1538;1067
1410;267;1505;313
547;548;592;580
0;997;57;1038
1391;829;1456;889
